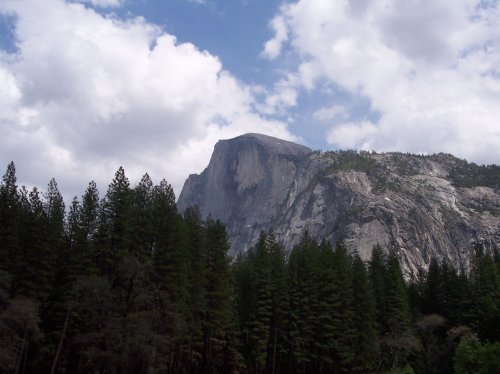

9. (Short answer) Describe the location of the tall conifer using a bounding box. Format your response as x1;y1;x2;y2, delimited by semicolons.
203;218;239;373
0;162;20;278
330;240;355;372
351;254;379;372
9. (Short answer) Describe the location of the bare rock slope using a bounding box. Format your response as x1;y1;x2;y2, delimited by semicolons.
178;133;500;274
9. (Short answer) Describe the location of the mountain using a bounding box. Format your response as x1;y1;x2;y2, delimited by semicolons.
177;133;500;274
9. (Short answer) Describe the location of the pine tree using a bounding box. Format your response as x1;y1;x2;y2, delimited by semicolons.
469;247;500;341
151;180;180;282
407;267;426;321
64;181;100;281
150;179;189;371
0;296;43;373
330;240;355;372
203;218;239;373
44;178;66;297
383;248;418;370
248;232;273;371
0;162;20;279
42;179;68;363
369;243;387;333
423;258;442;315
45;179;65;242
439;260;466;325
97;167;132;277
66;196;80;250
266;232;288;374
286;232;319;372
17;187;53;301
233;247;255;367
454;335;500;374
314;239;337;372
80;181;100;244
184;206;208;371
130;173;155;260
351;254;379;372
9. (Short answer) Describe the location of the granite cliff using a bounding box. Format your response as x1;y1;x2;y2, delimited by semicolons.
177;133;500;274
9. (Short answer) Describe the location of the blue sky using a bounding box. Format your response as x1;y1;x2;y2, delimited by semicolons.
112;1;281;80
116;0;350;148
0;0;500;200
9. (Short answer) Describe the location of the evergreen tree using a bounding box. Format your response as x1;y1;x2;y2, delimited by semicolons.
151;180;180;283
5;162;500;372
184;206;208;371
97;167;132;277
148;179;190;371
266;233;288;374
131;173;155;260
0;296;43;373
286;232;319;372
407;267;426;321
437;260;465;325
247;233;273;371
233;247;256;368
330;240;355;372
454;335;500;374
64;181;101;282
0;162;20;279
42;179;68;365
80;181;100;244
45;179;65;243
43;179;66;297
234;232;289;372
17;187;53;301
351;254;378;372
66;196;81;251
384;248;418;370
423;258;442;315
203;218;239;373
369;243;387;333
314;239;337;373
469;248;500;341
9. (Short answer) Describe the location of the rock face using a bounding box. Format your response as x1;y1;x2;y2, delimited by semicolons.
177;133;500;274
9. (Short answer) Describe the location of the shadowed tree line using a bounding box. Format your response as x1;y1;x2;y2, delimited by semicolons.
0;162;499;373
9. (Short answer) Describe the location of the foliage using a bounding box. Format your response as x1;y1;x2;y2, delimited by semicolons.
449;159;500;189
0;161;499;373
324;149;380;174
454;335;500;374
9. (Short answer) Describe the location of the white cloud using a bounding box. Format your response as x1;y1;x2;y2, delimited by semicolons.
77;0;123;8
265;0;500;164
313;105;348;122
0;0;294;199
327;121;377;150
262;15;288;60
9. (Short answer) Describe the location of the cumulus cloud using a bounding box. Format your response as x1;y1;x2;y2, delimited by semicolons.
0;0;294;199
262;15;289;60
265;0;500;164
77;0;123;8
313;105;348;122
326;121;377;150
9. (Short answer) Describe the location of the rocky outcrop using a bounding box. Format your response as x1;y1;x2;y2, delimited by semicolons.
177;133;500;274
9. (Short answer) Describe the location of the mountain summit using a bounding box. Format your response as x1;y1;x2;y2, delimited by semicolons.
178;133;500;274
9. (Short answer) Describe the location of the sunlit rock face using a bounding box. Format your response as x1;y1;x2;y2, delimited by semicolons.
178;133;500;275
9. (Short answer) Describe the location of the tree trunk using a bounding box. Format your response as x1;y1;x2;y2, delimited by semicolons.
271;328;277;374
15;327;29;374
51;309;71;374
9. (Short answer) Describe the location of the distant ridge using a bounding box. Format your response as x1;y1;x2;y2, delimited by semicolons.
178;133;500;274
233;133;312;155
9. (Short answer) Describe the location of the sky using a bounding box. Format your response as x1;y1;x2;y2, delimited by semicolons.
1;0;500;201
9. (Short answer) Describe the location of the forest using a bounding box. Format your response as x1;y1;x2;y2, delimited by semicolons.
0;161;499;373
